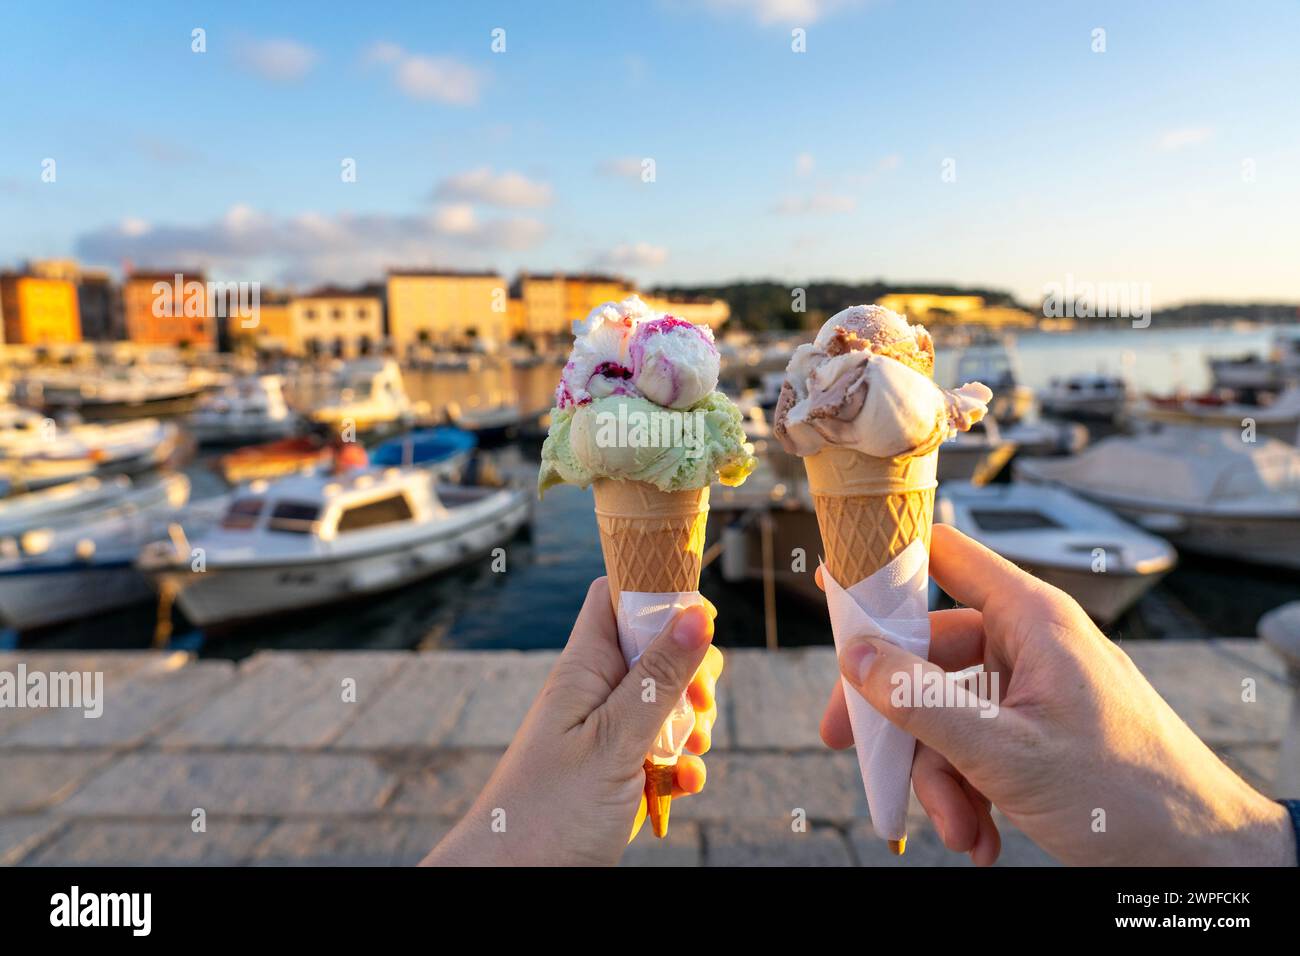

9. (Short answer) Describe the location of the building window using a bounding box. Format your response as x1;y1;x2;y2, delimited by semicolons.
332;308;344;321
305;309;317;320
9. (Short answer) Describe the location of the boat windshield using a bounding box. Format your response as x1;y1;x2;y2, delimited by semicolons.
221;497;264;530
336;494;414;532
267;501;322;534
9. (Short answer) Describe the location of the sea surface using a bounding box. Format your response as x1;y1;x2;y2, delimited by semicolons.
16;323;1298;659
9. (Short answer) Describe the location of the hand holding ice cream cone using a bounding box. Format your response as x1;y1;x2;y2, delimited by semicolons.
774;304;991;854
540;296;755;837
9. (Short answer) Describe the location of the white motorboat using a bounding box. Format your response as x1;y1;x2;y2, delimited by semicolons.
936;417;1018;485
1015;428;1300;569
0;473;183;538
138;467;532;628
0;416;181;477
310;358;417;432
187;375;299;445
1209;328;1300;393
937;481;1176;625
0;473;212;631
954;340;1035;425
444;396;529;444
1134;386;1300;445
1002;418;1089;457
21;365;208;418
1039;373;1129;421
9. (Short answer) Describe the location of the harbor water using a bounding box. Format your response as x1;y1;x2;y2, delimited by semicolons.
12;323;1297;658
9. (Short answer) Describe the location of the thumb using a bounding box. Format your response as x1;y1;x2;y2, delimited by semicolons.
595;604;714;765
838;637;1018;768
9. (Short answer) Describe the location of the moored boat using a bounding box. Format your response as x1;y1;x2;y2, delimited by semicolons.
937;481;1176;625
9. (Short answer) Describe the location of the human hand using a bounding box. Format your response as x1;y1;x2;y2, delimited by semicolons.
424;577;723;866
820;524;1295;867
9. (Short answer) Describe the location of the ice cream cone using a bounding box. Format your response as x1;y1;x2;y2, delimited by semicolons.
592;478;709;839
804;446;937;856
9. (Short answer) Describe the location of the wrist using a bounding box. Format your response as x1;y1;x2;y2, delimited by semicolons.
1198;792;1298;867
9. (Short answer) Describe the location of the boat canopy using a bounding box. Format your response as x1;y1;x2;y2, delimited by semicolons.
1021;428;1300;506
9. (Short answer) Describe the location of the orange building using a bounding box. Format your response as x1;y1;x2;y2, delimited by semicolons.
519;273;635;338
123;271;216;349
0;274;82;344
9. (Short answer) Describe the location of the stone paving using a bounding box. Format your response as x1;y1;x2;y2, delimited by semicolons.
0;640;1289;866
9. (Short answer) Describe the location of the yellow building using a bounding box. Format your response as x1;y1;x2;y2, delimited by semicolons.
226;294;294;354
0;274;82;344
290;289;384;358
123;271;215;349
387;270;508;353
876;293;1035;329
519;273;636;338
643;294;730;331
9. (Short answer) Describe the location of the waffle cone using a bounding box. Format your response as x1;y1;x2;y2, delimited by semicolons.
592;478;710;611
805;447;937;585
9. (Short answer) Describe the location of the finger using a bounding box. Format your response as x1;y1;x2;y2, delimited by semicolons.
820;679;854;750
838;635;1031;767
929;524;1041;613
928;607;986;672
963;781;1001;866
815;565;825;592
911;744;979;853
701;643;724;681
558;577;625;687
687;701;717;754
672;754;706;796
687;663;716;712
595;604;714;765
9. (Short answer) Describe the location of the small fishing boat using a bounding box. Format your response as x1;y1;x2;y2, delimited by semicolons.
310;358;417;432
22;365;209;418
444;398;528;445
217;435;333;484
0;474;214;631
1001;418;1089;458
1039;373;1128;421
0;473;184;538
954;339;1035;425
0;410;181;476
936;417;1018;485
1135;386;1300;444
369;428;477;477
1015;428;1300;569
937;481;1176;625
187;375;299;445
138;467;532;628
1209;329;1300;393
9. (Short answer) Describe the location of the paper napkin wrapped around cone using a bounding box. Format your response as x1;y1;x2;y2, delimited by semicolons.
820;538;931;844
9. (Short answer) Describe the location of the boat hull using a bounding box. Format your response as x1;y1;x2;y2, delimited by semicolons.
1010;562;1166;626
151;496;531;628
0;562;153;630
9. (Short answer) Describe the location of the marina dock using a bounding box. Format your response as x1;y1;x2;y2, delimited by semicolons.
0;639;1289;866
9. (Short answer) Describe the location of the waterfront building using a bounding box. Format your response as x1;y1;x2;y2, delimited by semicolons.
518;273;636;338
876;292;1036;329
290;287;384;358
227;291;293;354
123;270;216;349
643;294;730;330
386;269;507;354
0;272;82;344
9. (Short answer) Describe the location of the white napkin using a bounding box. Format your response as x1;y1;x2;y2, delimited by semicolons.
820;538;931;843
616;591;704;762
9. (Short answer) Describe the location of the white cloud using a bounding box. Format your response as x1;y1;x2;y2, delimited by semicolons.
364;42;482;106
596;157;647;180
795;152;815;176
594;242;668;268
772;193;857;215
235;38;319;83
75;204;545;285
704;0;857;25
434;168;553;208
1157;126;1214;151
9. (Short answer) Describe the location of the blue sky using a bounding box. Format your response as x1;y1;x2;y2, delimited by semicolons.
1;0;1297;306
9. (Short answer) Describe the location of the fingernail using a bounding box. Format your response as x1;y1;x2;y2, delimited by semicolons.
673;605;712;649
839;641;877;683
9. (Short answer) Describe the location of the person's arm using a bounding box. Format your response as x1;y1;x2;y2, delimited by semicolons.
424;577;721;866
821;524;1296;867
